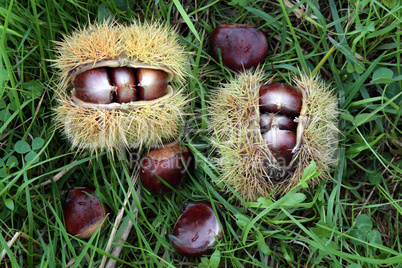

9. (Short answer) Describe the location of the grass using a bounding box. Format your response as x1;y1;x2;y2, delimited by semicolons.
0;0;401;267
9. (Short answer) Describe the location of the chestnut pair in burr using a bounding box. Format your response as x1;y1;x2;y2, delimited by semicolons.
259;84;303;167
73;67;168;104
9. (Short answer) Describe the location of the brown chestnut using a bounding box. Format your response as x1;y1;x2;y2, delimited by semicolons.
137;68;169;101
259;84;303;117
73;68;116;104
262;128;296;166
260;113;297;133
140;142;193;194
170;201;222;257
210;24;267;72
63;187;110;239
109;67;137;103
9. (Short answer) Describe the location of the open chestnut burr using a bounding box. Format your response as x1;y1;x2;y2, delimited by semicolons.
210;24;268;72
52;21;189;154
63;187;110;239
170;201;222;257
209;70;339;200
140;142;193;194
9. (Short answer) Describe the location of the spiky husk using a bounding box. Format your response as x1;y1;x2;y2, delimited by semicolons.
54;88;188;156
209;70;338;201
51;20;189;154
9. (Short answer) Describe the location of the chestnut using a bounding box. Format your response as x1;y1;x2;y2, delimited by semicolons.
137;68;169;101
262;128;296;166
210;24;267;72
259;84;303;117
170;201;222;257
109;67;137;103
73;67;116;104
63;187;110;239
140;142;193;194
260;113;297;133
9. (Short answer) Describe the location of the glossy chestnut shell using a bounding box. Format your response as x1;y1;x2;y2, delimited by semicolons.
210;24;268;72
74;68;115;104
260;113;297;133
170;201;222;257
110;67;137;103
72;67;169;104
140;142;193;194
262;128;296;166
137;68;169;101
259;84;303;117
63;187;110;239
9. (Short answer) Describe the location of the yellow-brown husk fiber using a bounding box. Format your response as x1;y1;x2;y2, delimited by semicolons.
209;69;339;201
51;21;189;155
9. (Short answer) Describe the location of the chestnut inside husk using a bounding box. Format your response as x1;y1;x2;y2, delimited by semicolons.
209;70;339;200
72;66;170;105
110;67;137;103
262;128;296;166
260;113;297;133
52;21;189;154
259;83;303;167
259;84;303;117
